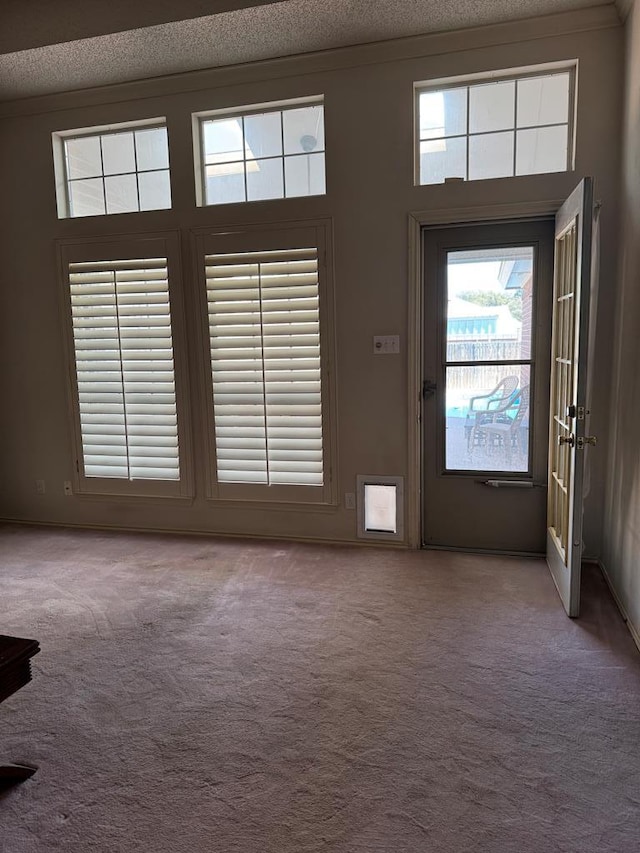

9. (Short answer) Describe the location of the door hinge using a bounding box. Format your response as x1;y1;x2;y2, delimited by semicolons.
576;435;597;450
422;379;437;399
567;405;588;420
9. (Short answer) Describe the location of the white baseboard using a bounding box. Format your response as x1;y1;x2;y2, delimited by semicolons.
597;559;640;654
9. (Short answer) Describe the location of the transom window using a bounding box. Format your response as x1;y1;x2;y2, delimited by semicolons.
196;98;325;206
53;120;171;218
416;66;574;185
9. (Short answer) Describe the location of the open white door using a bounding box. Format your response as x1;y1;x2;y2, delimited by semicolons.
546;178;595;617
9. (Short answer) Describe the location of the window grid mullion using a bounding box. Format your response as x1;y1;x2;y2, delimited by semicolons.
419;121;569;145
280;111;287;198
465;86;470;180
99;135;107;214
512;80;518;177
132;131;141;212
242;115;249;203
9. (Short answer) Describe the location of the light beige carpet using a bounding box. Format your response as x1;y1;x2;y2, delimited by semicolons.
1;524;639;852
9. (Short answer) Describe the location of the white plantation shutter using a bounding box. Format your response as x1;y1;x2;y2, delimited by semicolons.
68;257;180;482
206;247;324;487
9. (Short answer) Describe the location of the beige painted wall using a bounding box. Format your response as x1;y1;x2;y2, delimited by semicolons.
603;0;640;635
0;9;623;547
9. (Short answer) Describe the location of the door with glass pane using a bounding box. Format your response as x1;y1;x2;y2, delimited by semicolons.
546;179;594;616
422;220;554;552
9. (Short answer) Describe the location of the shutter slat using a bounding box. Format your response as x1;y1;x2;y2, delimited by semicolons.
85;465;129;478
69;256;180;483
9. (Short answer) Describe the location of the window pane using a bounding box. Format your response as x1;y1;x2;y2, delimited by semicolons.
135;128;170;171
205;164;246;204
69;178;105;216
420;137;466;184
203;118;245;164
364;485;397;533
446;246;534;362
469;80;515;133
66;136;102;179
445;365;531;473
284;152;325;197
105;174;138;214
516;125;568;176
517;73;570;127
246;158;284;201
468;131;514;180
283;106;325;155
244;112;283;159
138;170;172;210
419;88;467;139
101;132;135;176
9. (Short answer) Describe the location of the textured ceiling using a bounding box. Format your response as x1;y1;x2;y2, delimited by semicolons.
0;0;622;103
0;0;285;54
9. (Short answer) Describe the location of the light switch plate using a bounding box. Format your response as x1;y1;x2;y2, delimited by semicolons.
373;335;400;354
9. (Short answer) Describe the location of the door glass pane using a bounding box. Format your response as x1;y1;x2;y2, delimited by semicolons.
446;246;534;362
445;365;531;473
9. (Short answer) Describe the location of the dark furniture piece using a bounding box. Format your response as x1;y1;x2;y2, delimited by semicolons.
0;635;40;786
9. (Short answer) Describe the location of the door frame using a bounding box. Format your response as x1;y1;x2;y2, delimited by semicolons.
407;199;565;548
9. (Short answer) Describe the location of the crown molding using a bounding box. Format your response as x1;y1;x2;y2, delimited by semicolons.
616;0;635;21
0;3;621;120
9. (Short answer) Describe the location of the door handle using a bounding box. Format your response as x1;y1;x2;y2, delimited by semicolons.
422;379;437;399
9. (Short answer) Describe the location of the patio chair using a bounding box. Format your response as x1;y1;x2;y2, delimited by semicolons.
472;384;530;463
464;375;520;451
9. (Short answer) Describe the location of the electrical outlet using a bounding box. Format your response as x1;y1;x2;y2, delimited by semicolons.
63;481;73;496
35;479;46;494
344;492;356;510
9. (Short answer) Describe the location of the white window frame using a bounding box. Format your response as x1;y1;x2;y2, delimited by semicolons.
356;475;405;542
58;232;193;499
192;95;325;208
413;61;578;186
52;117;171;219
192;220;337;506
